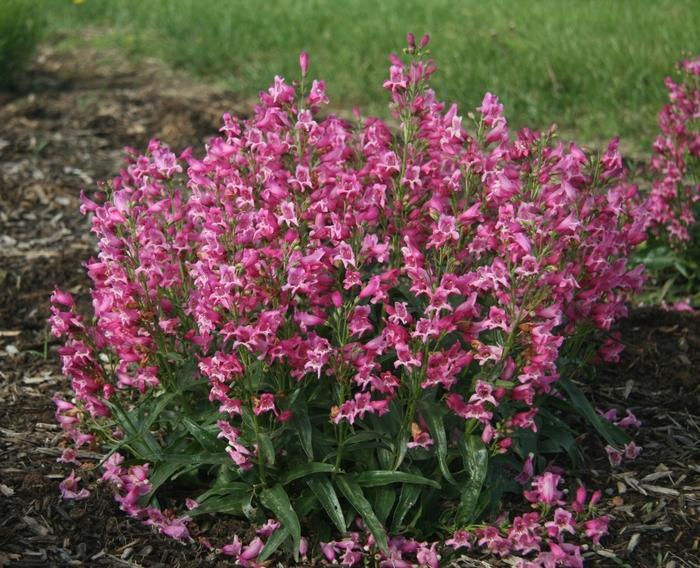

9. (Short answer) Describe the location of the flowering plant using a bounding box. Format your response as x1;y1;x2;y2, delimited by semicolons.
51;36;645;564
638;55;700;307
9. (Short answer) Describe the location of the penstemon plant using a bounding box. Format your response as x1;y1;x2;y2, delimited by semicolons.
52;35;647;566
637;55;700;307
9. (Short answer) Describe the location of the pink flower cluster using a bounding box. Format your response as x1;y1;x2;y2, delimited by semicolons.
446;474;608;567
100;453;193;540
646;55;700;244
321;531;440;568
51;36;645;564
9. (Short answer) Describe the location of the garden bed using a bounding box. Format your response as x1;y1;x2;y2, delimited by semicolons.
0;45;698;568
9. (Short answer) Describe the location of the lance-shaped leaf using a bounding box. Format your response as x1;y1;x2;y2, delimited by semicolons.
257;526;291;563
421;402;457;485
281;462;339;485
259;484;302;562
456;435;488;525
354;470;440;489
336;475;388;553
391;483;422;533
305;475;347;533
558;377;631;447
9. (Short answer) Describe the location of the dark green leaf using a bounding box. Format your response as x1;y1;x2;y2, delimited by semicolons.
291;399;314;460
258;527;290;562
456;435;488;525
281;462;339;485
258;433;276;466
144;461;184;502
336;476;388;553
391;483;422;533
189;486;252;516
143;392;177;429
558;377;630;447
259;485;301;562
421;403;457;485
373;487;396;525
181;416;221;452
195;481;250;504
393;429;409;469
158;452;231;465
540;424;581;465
354;470;440;489
305;475;347;533
344;430;391;446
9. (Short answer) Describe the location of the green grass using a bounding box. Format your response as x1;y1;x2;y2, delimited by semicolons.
0;0;44;88
45;0;700;148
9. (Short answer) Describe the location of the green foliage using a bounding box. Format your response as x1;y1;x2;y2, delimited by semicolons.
636;211;700;306
0;0;44;88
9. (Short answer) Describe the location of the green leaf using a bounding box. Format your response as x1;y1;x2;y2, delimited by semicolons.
336;476;388;553
103;399;161;458
257;432;276;466
181;416;221;452
291;399;314;460
456;435;488;525
143;392;177;429
189;485;252;517
558;377;631;447
158;452;231;465
354;470;441;489
174;359;199;391
421;403;457;485
344;430;392;446
305;475;347;533
257;527;290;562
281;462;339;485
393;429;410;470
391;483;422;533
537;410;581;466
373;487;396;525
144;461;184;503
259;484;302;562
195;481;249;504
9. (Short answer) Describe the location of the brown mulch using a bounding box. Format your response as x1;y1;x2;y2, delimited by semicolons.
1;41;699;568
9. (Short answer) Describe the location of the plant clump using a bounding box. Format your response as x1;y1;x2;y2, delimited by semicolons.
51;36;648;566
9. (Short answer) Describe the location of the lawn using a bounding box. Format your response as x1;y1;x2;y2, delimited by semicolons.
45;0;700;150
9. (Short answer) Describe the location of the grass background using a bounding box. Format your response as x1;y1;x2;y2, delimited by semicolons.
15;1;700;149
0;0;44;87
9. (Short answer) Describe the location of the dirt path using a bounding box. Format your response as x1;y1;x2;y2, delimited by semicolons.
0;43;699;568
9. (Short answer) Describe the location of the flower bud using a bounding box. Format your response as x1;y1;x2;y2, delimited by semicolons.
299;51;309;76
419;33;430;48
406;32;416;52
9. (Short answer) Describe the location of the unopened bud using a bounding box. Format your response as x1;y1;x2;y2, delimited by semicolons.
406;32;416;51
299;51;309;76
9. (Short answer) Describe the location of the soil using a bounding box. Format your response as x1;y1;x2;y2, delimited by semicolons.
0;42;699;568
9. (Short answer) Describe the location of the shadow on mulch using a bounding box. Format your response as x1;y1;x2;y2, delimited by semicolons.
1;38;698;568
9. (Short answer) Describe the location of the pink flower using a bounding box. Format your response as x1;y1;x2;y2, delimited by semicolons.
253;393;278;416
299;51;309;75
524;472;564;505
59;471;90;500
545;508;576;538
407;422;434;450
605;445;623;467
445;530;472;550
583;516;609;545
57;448;80;465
